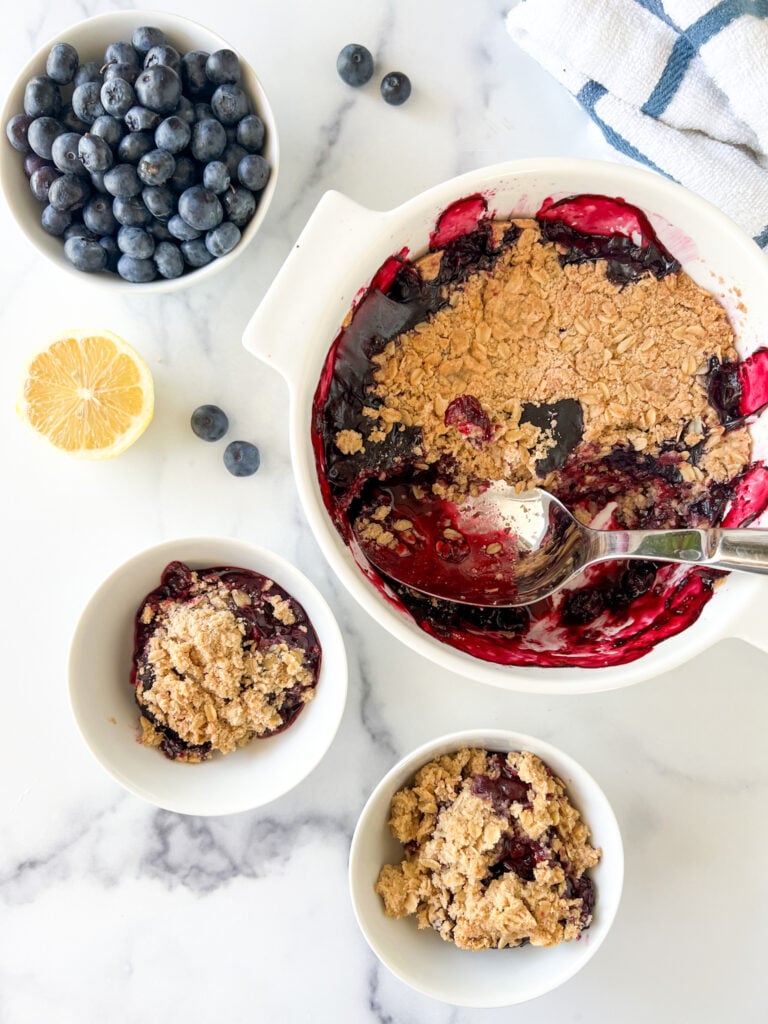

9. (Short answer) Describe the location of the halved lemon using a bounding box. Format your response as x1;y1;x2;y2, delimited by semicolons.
18;329;154;459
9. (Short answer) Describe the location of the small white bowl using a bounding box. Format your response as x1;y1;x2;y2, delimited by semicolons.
349;728;623;1007
0;10;279;292
68;537;347;816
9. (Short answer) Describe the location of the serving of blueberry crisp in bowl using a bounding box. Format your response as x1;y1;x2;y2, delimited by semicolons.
243;158;768;693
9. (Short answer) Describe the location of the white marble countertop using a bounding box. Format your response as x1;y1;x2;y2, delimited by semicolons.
2;1;767;1021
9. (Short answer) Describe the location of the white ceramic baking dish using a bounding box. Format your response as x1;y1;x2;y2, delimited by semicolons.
242;158;768;694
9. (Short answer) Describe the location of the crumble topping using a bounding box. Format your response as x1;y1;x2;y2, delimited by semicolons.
134;566;318;762
352;219;748;507
375;749;600;951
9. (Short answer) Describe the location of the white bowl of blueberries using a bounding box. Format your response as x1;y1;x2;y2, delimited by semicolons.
1;10;278;288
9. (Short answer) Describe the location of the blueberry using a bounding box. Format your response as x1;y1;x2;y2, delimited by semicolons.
83;194;117;235
176;95;196;125
112;194;153;227
191;404;229;441
223;440;260;476
40;204;71;235
23;152;49;177
64;234;107;272
178;185;222;230
221;184;256;227
144;45;181;74
137;148;175;186
153;240;185;279
117;253;157;282
380;71;411;105
101;78;135;118
132;26;167;57
72;82;105;124
78;133;113;173
6;114;33;153
24;76;62;118
236;114;265;152
51;132;85;174
46;43;79;86
193;102;214;122
168;155;197;192
48;172;90;211
99;233;121;272
90;114;123;148
134;66;182;115
202;160;230;194
105;41;138;67
168;213;201;240
221;142;248;178
180;237;213;267
118;130;154;163
154;115;190;153
205;220;240;258
27;117;63;160
103;163;142;198
60;106;89;133
73;62;102;87
181;50;210;97
64;222;94;241
336;44;374;87
29;165;60;202
205;49;241;85
142;184;175;220
124;105;162;132
148;218;174;242
103;61;140;86
90;170;108;195
237;153;269;191
190;118;226;162
117;224;155;258
210;83;249;126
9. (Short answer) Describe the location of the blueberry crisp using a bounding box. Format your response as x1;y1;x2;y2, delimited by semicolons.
131;561;321;762
375;749;600;950
313;194;768;668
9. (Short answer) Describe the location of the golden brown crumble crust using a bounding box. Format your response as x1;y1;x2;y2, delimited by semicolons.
375;749;601;951
136;573;315;763
339;220;750;519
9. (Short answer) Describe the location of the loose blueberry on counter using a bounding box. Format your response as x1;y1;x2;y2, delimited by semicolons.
46;43;79;86
191;404;229;441
380;71;411;105
336;44;374;87
224;440;260;476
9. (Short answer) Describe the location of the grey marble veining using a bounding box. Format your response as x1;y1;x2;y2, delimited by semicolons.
2;0;768;1021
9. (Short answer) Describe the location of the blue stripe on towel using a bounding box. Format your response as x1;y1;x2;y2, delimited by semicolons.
643;0;768;117
634;0;679;28
753;224;768;248
577;80;673;179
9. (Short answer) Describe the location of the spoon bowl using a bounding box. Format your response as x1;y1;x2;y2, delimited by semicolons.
355;485;768;607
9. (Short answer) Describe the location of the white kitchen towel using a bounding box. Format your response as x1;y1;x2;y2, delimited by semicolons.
506;0;768;250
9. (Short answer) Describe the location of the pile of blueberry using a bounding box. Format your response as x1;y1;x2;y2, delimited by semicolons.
191;404;261;477
5;26;270;282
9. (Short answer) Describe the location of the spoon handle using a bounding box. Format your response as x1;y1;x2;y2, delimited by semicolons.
593;527;768;574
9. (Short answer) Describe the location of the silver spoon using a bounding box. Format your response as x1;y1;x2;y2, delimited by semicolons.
357;484;768;607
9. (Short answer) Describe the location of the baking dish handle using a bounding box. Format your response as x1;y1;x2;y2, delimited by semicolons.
242;190;380;382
